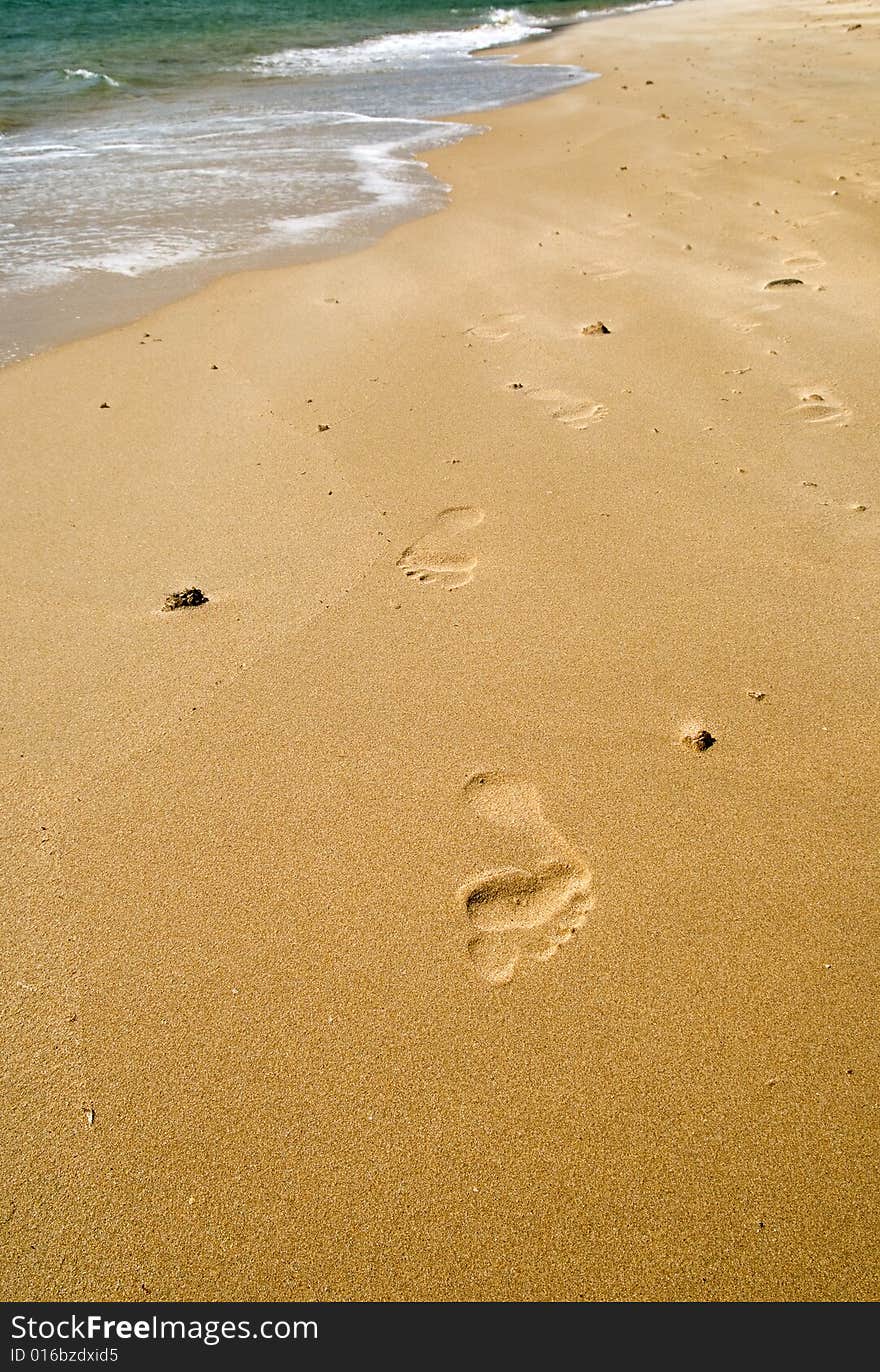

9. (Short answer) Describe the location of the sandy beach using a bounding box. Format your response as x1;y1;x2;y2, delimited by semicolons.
2;0;878;1301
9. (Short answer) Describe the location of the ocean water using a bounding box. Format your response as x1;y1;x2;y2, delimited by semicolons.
0;1;673;364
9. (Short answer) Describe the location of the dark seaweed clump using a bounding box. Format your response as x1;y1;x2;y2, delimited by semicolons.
163;587;208;611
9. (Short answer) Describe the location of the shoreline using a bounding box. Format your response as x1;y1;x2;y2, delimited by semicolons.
0;3;681;373
0;5;694;373
0;7;604;372
3;0;878;1302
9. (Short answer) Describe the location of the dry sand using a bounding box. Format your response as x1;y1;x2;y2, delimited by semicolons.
2;0;878;1301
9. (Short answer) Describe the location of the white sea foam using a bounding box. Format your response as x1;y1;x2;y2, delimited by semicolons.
5;146;94;162
69;242;205;277
268;119;470;244
573;1;674;18
250;11;550;77
3;261;77;290
269;206;360;244
63;67;122;88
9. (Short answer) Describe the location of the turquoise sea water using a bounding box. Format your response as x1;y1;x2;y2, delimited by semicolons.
0;1;674;362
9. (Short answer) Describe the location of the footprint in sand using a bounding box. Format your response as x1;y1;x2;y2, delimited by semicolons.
793;388;851;427
725;302;780;334
397;506;485;590
459;772;595;986
580;258;630;282
464;313;524;342
783;252;825;271
527;386;607;429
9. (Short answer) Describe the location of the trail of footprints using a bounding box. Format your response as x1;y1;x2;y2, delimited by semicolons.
394;511;594;982
400;242;858;986
464;310;608;430
459;773;595;987
720;252;854;429
723;245;825;333
394;512;593;982
394;499;594;983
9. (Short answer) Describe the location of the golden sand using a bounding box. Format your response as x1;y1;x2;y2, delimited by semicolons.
1;0;878;1300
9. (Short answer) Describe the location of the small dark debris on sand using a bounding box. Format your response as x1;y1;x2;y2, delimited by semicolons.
747;690;766;701
318;423;330;432
682;728;716;752
582;321;611;336
509;382;524;390
100;401;110;409
211;364;219;370
163;587;208;612
764;278;804;289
